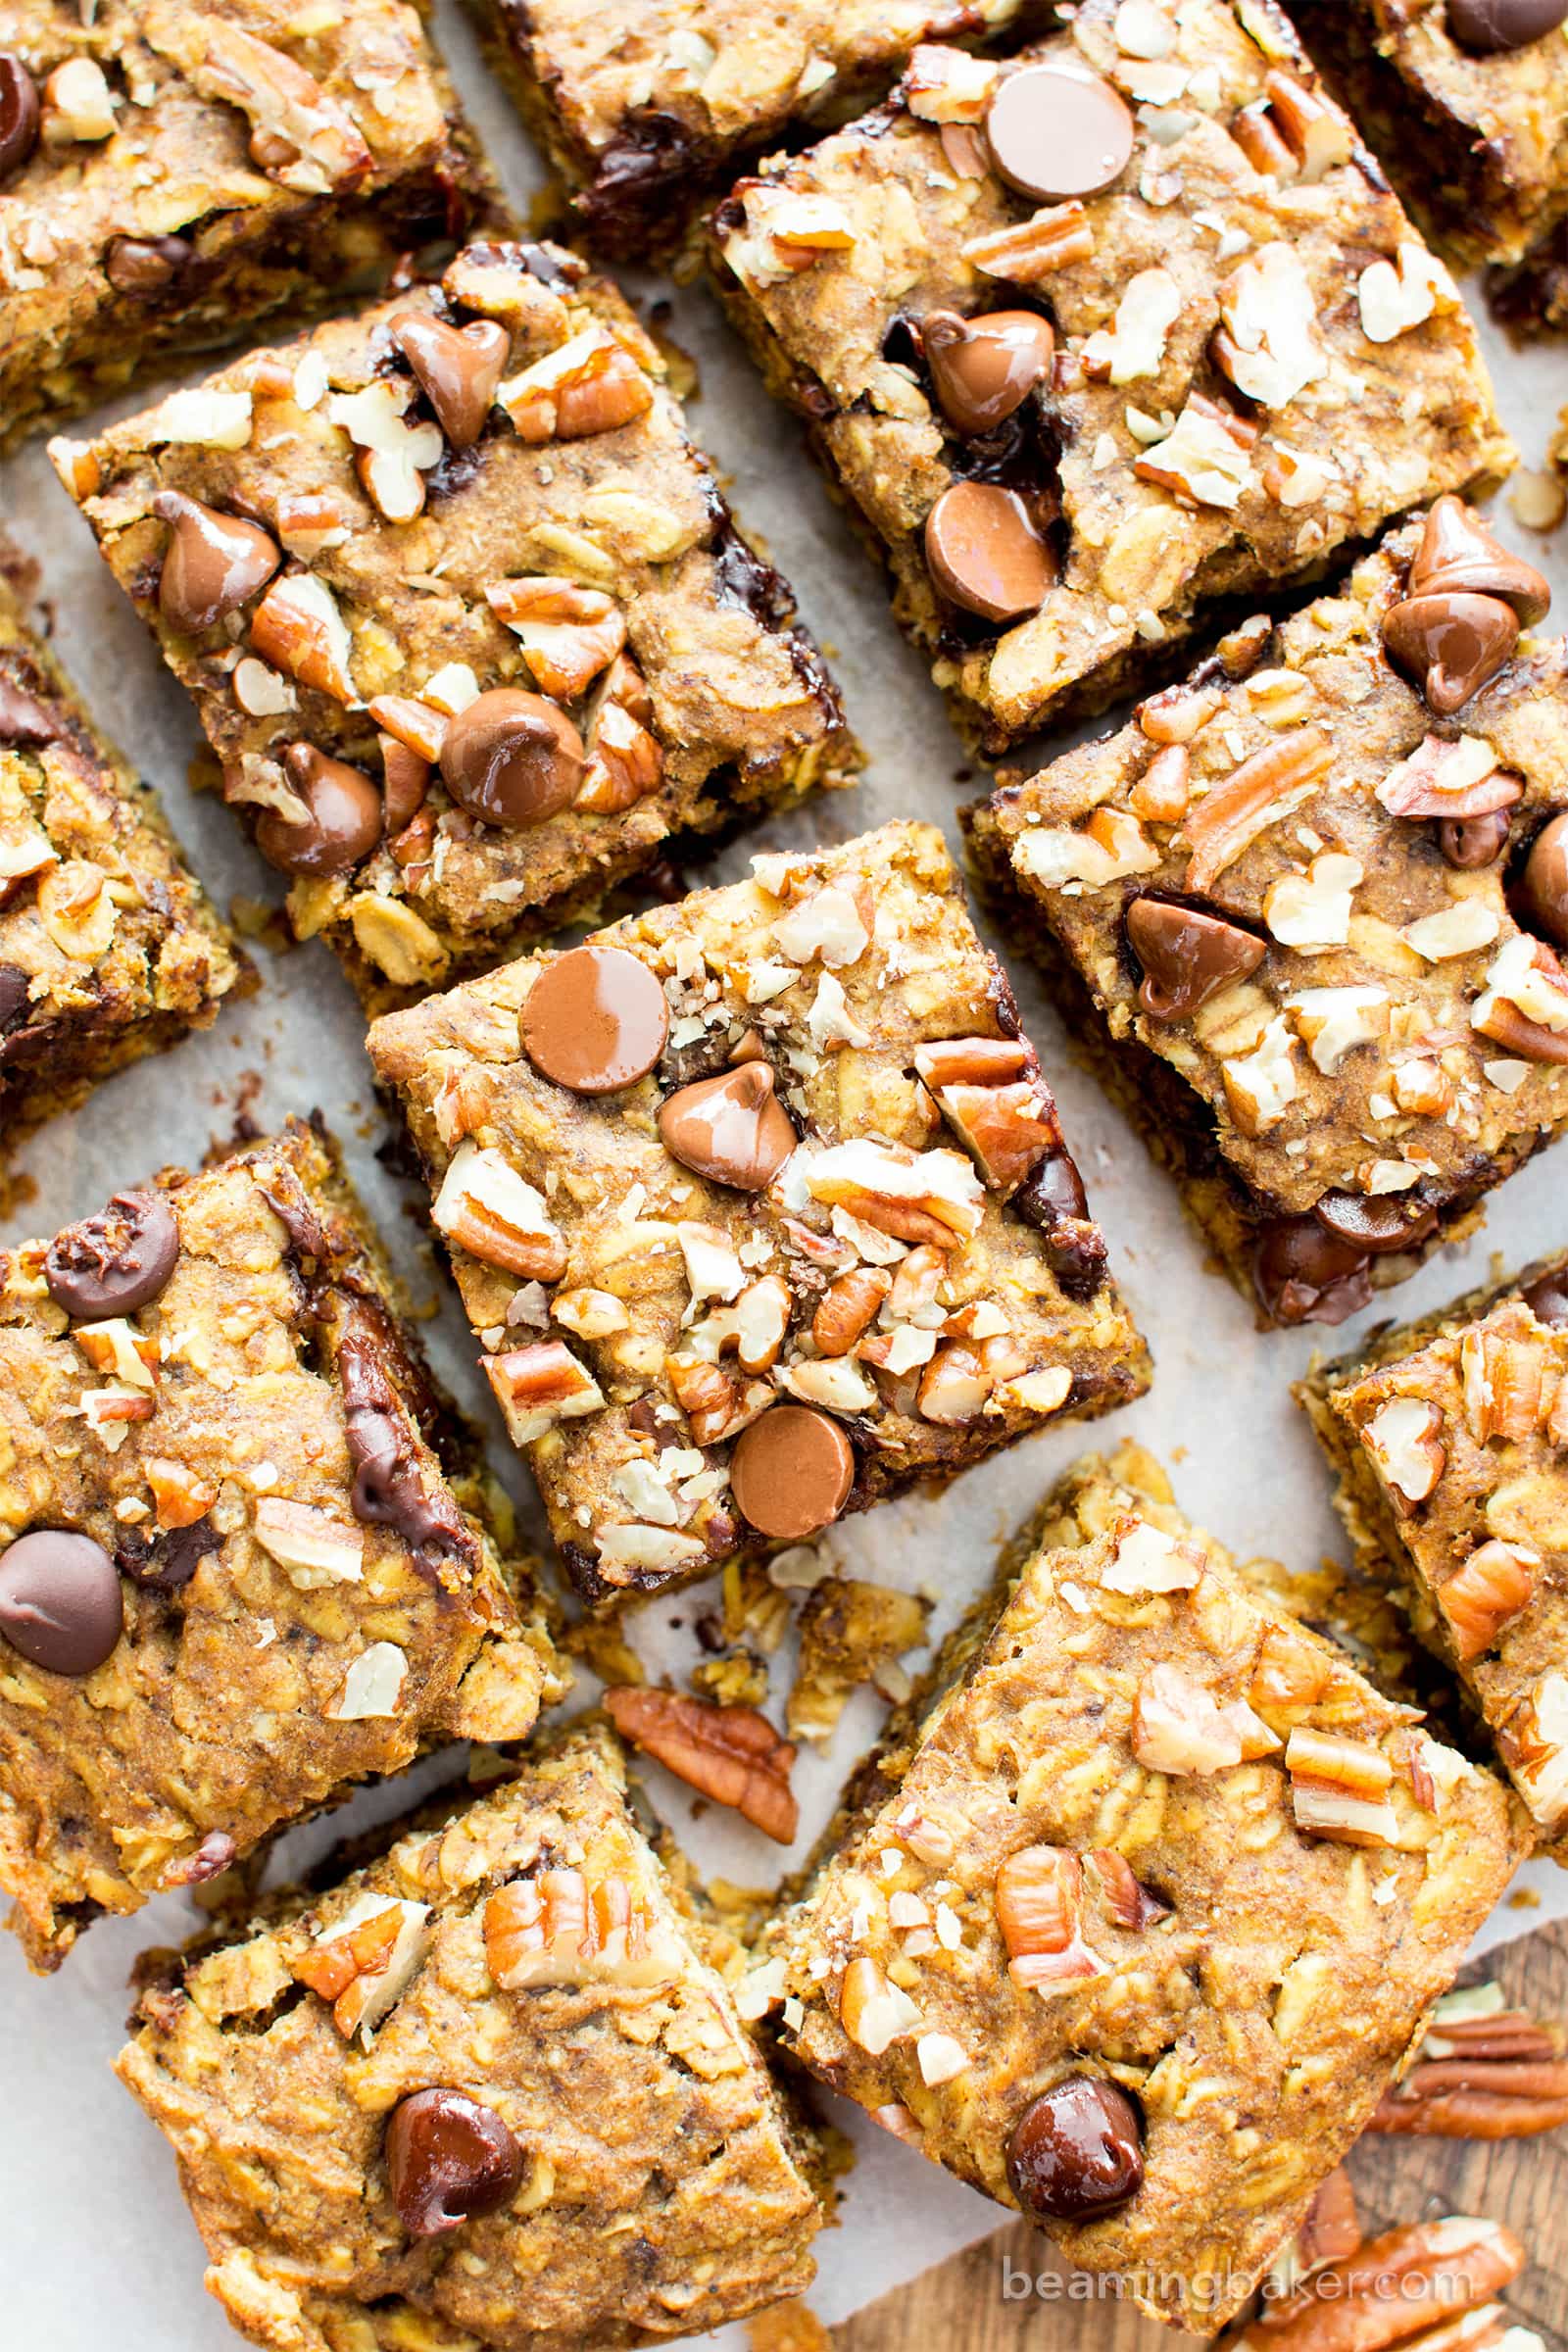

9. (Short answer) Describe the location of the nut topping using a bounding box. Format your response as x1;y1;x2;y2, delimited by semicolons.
925;481;1054;623
982;64;1135;203
1183;730;1333;892
729;1404;856;1541
432;1145;566;1281
658;1063;797;1191
1371;1991;1568;2137
1005;2079;1145;2223
812;1267;891;1356
147;13;371;195
153;492;279;632
255;745;381;876
487;577;626;701
921;308;1054;436
1361;1396;1446;1508
250;571;356;703
439;689;584;830
385;2088;522;2240
995;1846;1108;1989
1126;898;1265;1019
1286;1728;1400;1846
390;313;509;450
839;1956;921;2056
520;946;667;1094
483;1869;680;1989
604;1687;799;1841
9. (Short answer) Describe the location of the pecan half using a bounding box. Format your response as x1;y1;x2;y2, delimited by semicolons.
1372;1999;1568;2138
483;1867;680;1989
964;201;1093;281
1184;729;1333;892
1246;2216;1525;2351
604;1687;799;1841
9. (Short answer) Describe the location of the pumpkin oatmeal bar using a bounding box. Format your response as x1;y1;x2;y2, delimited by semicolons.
0;0;498;453
0;548;246;1173
118;1722;829;2352
0;1119;564;1973
368;820;1150;1605
1300;1251;1568;1862
51;237;854;1012
964;500;1568;1328
749;1447;1527;2330
706;0;1513;757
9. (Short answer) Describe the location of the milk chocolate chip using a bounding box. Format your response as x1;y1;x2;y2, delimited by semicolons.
1518;813;1568;950
1383;591;1519;716
439;689;583;829
983;64;1135;202
0;52;39;181
520;945;668;1093
153;491;280;632
1126;898;1264;1020
106;234;192;294
1447;0;1567;51
391;313;510;450
658;1062;797;1190
1312;1192;1438;1255
256;744;383;876
1005;2079;1145;2223
729;1405;856;1540
922;308;1054;436
1522;1268;1568;1327
1252;1215;1372;1327
1439;808;1513;869
925;481;1054;623
1407;495;1551;624
386;2088;523;2239
45;1189;179;1320
0;1530;122;1676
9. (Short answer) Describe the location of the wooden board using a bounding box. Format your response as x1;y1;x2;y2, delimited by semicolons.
831;1916;1568;2352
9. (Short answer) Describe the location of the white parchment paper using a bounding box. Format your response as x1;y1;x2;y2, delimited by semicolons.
2;12;1566;2339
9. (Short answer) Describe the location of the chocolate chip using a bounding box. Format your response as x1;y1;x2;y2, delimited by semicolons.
729;1405;856;1541
1015;1147;1090;1228
1447;0;1568;49
983;64;1135;202
439;688;583;829
1522;1268;1568;1327
922;309;1054;437
1005;2078;1145;2223
0;1530;122;1676
0;673;63;744
0;964;28;1034
925;481;1054;623
1125;898;1265;1020
105;234;192;295
1313;1193;1438;1255
1252;1215;1372;1327
153;491;280;633
1383;591;1519;715
1011;1149;1106;1299
256;744;383;876
117;1515;221;1592
0;51;39;182
1439;808;1513;869
386;2087;523;2239
520;945;668;1094
161;1829;237;1887
338;1326;474;1574
391;312;510;450
658;1063;797;1191
1517;813;1568;950
45;1189;179;1321
1407;494;1551;624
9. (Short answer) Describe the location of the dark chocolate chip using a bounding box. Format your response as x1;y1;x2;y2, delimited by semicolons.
105;234;193;294
118;1515;220;1592
0;963;28;1034
1406;494;1551;623
922;308;1055;437
45;1189;179;1321
0;51;39;182
925;480;1054;623
386;2087;523;2238
1522;1269;1568;1327
1447;0;1567;52
1011;1150;1105;1300
0;1529;122;1676
153;490;280;633
1252;1215;1372;1327
338;1326;473;1574
1005;2078;1145;2222
391;312;509;449
1015;1148;1090;1228
439;689;583;829
1312;1193;1438;1255
0;672;64;744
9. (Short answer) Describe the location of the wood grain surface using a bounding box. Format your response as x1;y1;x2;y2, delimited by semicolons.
827;1914;1568;2352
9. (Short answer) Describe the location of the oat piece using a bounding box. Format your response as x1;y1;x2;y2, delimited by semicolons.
464;0;1046;256
118;1723;828;2351
752;1449;1527;2329
965;501;1568;1329
51;237;855;1011
0;554;246;1171
707;0;1514;756
0;0;500;453
1302;1251;1568;1862
368;820;1150;1604
0;1120;565;1972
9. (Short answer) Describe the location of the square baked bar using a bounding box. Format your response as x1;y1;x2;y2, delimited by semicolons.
0;549;246;1171
753;1447;1525;2329
1286;0;1568;270
0;1120;564;1973
51;237;855;1012
1301;1253;1568;1862
465;0;1043;255
0;0;497;452
368;820;1150;1604
707;0;1513;756
118;1723;828;2352
965;500;1568;1329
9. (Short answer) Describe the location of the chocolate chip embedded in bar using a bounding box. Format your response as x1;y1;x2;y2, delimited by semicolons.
708;0;1515;755
0;1120;565;1973
0;0;502;453
52;238;856;1011
965;500;1568;1329
368;820;1151;1604
751;1447;1526;2329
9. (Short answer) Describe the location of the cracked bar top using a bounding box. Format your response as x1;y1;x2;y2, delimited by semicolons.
752;1446;1527;2331
0;555;246;1168
708;0;1513;755
0;0;497;451
51;236;855;1010
368;820;1150;1604
1306;1255;1568;1863
965;502;1568;1329
117;1725;827;2352
0;1119;565;1973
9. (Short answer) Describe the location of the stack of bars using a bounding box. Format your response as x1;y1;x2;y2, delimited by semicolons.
1;0;1567;2347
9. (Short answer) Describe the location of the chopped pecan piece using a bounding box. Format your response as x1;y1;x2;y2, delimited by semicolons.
1360;1396;1446;1511
963;202;1094;281
143;10;372;195
486;578;626;700
839;1955;920;2056
498;327;654;445
604;1687;799;1842
483;1868;681;1989
913;1038;1060;1194
249;572;355;703
1438;1542;1540;1663
995;1845;1108;1990
1183;729;1334;892
432;1144;566;1282
290;1895;429;2038
1460;1326;1550;1445
812;1267;892;1356
576;695;664;813
1286;1728;1399;1846
484;1341;605;1445
1243;2215;1525;2351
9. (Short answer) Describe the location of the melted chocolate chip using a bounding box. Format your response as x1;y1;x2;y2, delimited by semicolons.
0;1530;122;1676
338;1326;473;1575
439;689;583;830
386;2088;523;2239
0;964;28;1035
925;481;1054;623
153;490;280;633
1517;812;1568;950
1005;2079;1145;2222
1383;591;1519;715
0;670;64;745
1439;808;1513;869
1125;898;1265;1020
520;946;668;1094
45;1190;179;1321
117;1515;220;1592
1011;1150;1106;1301
658;1063;797;1191
0;51;39;183
1522;1268;1568;1328
1447;0;1568;51
1407;495;1551;623
256;745;383;877
1252;1216;1373;1327
1312;1193;1438;1255
254;1164;331;1266
391;313;510;450
105;234;192;294
922;309;1055;438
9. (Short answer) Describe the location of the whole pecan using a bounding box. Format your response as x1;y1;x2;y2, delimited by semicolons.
1371;2004;1568;2139
605;1687;799;1842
